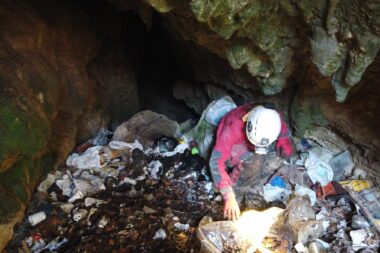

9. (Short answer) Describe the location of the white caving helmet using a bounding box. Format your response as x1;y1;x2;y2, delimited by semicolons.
246;105;281;155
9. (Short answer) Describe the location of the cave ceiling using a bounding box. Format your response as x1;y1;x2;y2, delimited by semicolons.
110;0;380;102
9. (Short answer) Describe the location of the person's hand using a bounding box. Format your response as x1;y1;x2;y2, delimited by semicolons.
276;137;293;160
224;197;241;221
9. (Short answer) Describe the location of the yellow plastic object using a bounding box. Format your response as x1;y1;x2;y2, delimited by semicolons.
177;138;185;144
339;180;372;192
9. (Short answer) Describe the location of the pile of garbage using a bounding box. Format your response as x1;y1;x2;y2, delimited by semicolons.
7;97;238;253
6;97;380;253
7;132;223;252
198;137;380;253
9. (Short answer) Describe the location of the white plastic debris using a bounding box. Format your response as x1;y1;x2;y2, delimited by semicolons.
55;178;74;197
158;142;188;157
153;228;167;240
214;195;222;202
98;216;109;228
295;242;308;253
322;221;330;231
337;220;347;230
204;96;237;126
84;197;107;207
263;184;292;203
147;160;163;180
72;208;88;222
109;140;144;151
73;172;106;195
43;237;68;252
68;190;84;203
204;182;213;193
37;171;62;193
350;229;370;251
122;177;137;185
28;211;47;226
30;238;46;253
295;185;317;205
352;167;368;179
66;146;103;169
174;222;190;231
305;151;333;186
316;207;329;220
314;239;330;249
308;240;327;253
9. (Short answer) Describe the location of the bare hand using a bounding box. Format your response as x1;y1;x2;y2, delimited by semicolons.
224;197;241;221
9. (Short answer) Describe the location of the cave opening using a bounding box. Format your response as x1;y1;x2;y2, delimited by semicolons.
1;0;380;252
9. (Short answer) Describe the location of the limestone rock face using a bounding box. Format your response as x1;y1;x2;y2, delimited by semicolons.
117;0;380;101
0;1;139;248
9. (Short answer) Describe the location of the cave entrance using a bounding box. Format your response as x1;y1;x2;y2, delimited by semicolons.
1;0;380;252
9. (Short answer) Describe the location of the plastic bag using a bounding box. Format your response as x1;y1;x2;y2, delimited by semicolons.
184;96;236;158
305;150;333;186
205;97;237;126
197;207;283;253
329;150;354;181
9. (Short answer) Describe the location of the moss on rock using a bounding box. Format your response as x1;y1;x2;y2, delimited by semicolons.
0;99;48;166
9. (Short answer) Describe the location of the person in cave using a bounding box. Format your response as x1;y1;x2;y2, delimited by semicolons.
209;102;294;221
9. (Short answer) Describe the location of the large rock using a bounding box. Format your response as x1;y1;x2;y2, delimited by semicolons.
112;110;179;147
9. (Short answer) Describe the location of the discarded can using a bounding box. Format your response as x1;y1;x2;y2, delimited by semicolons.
28;211;47;226
308;240;326;253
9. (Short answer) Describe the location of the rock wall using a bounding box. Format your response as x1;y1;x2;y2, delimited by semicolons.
0;0;139;249
115;0;380;101
291;51;380;177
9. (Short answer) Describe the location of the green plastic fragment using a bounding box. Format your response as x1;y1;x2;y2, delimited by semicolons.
191;147;200;155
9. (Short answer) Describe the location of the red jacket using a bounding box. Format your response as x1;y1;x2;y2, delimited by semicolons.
209;104;292;197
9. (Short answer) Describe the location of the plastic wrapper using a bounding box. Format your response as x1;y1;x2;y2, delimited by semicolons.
197;207;283;253
295;184;317;205
281;196;315;229
184;96;236;158
305;150;334;186
329;150;354;181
